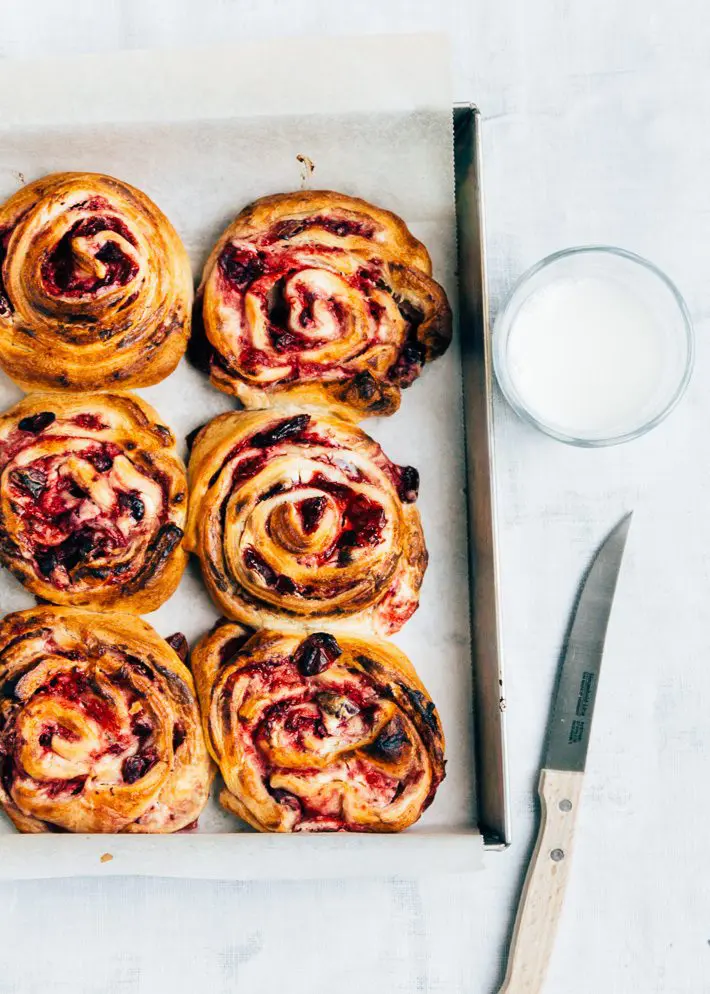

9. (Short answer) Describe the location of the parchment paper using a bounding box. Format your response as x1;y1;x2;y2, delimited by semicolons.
0;35;479;871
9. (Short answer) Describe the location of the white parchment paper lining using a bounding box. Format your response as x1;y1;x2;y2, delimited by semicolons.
0;34;482;877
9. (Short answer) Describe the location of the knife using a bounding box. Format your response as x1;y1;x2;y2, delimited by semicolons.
498;512;632;994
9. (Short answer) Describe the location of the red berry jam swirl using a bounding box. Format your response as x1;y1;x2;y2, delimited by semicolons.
193;624;446;833
40;214;139;298
199;191;452;418
186;411;427;637
0;394;187;613
0;173;192;391
0;607;212;833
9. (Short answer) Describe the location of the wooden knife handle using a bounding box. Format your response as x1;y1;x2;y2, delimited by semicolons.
498;768;584;994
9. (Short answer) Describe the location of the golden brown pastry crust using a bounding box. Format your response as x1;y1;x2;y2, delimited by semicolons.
0;607;213;833
0;172;192;391
192;622;445;833
197;190;452;421
185;408;427;637
0;392;188;613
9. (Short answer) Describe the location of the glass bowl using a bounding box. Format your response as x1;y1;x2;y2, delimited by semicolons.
492;246;695;447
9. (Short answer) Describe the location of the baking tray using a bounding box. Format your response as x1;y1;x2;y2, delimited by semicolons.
0;41;509;877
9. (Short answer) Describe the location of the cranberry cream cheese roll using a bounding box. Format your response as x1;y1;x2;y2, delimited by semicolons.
196;191;452;420
0;393;187;612
0;608;212;833
192;622;445;832
0;172;192;390
185;409;427;636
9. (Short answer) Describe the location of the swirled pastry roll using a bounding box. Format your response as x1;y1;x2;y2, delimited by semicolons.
0;607;212;833
0;392;187;612
185;409;427;636
192;622;445;832
197;191;452;421
0;172;192;391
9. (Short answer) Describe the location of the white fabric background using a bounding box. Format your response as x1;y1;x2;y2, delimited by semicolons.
0;2;709;992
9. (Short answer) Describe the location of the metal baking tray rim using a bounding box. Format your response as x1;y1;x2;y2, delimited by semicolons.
455;103;511;850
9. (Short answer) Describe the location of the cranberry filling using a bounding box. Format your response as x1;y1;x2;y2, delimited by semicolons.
295;289;316;329
122;749;158;784
226;453;267;490
58;531;95;571
397;299;424;329
354;267;388;292
172;723;186;751
131;717;152;740
357;762;401;799
283;709;326;738
305;475;353;504
71;413;108;431
369;716;410;762
236;345;275;376
207;425;333;490
243;547;277;584
268;786;303;812
368;299;385;322
10;467;47;500
275;575;296;595
38;723;80;751
118;491;145;521
6;440;167;585
41;216;138;297
250;414;311;449
219;245;268;291
35;528;107;577
299;496;327;534
242;547;299;596
45;775;86;798
165;632;189;662
86;448;115;472
389;341;425;387
41;668;117;732
18;411;56;434
293;633;342;677
253;677;403;826
0;224;19;316
315;216;376;239
72;198;110;211
267;215;376;243
0;755;14;795
341;493;386;548
397;466;420;503
246;474;386;570
218;631;252;666
125;657;154;682
270;329;304;353
261;482;289;502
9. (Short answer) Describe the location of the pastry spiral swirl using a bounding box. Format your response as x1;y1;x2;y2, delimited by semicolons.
0;172;192;391
197;191;452;420
185;409;427;636
0;392;187;612
0;607;212;833
192;622;445;832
